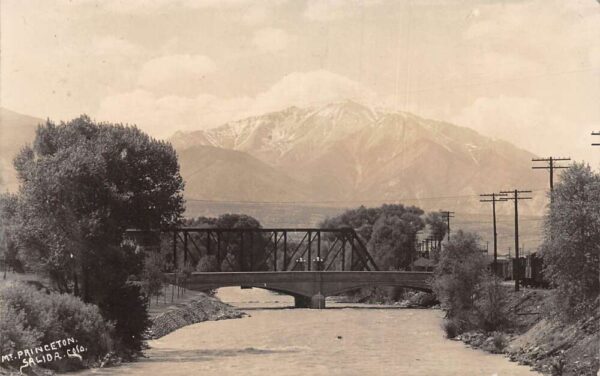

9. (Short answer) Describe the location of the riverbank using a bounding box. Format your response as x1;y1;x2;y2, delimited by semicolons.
0;286;244;376
147;287;245;339
456;289;599;376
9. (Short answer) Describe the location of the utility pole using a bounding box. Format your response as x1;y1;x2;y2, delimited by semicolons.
439;210;455;241
500;189;532;291
532;157;570;201
593;131;600;146
480;193;507;276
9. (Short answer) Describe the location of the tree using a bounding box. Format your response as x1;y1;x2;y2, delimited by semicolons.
541;163;600;320
425;212;447;260
12;116;183;350
321;204;424;271
177;214;267;271
369;212;423;270
0;193;21;273
432;230;487;331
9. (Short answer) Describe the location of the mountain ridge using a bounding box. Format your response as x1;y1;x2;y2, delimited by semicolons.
171;100;547;213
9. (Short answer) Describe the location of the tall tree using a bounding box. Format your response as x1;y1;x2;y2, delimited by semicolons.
425;212;447;260
541;163;600;320
432;230;487;327
0;193;20;273
13;116;184;296
11;116;184;350
181;214;267;272
321;204;424;270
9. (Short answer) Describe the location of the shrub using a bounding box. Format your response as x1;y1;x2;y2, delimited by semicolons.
141;253;165;301
44;292;113;359
475;273;508;331
98;283;149;355
408;292;438;307
442;319;458;339
197;255;219;272
0;304;40;356
0;283;112;370
492;332;507;352
432;231;487;331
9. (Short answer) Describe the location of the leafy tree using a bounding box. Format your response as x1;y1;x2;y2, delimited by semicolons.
541;163;600;320
432;230;487;332
425;212;447;260
12;115;183;350
0;193;21;273
321;204;424;270
369;212;423;270
196;255;219;272
171;214;267;271
141;253;166;302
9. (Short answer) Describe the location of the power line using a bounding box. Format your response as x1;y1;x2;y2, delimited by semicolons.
532;157;571;202
439;210;455;241
480;192;508;274
500;189;533;292
183;189;546;206
593;131;600;146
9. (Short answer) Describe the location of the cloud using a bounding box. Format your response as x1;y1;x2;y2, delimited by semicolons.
252;28;290;53
463;0;600;72
137;54;216;94
96;89;252;138
452;96;576;157
253;70;375;112
96;70;376;137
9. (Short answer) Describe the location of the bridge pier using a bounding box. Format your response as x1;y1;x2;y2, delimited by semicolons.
294;294;326;309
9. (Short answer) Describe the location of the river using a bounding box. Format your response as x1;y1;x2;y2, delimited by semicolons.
81;287;540;376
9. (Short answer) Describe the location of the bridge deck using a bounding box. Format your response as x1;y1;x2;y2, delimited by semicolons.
165;271;433;308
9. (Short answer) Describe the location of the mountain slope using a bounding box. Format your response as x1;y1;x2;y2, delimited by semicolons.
0;108;42;191
178;145;309;202
171;101;547;212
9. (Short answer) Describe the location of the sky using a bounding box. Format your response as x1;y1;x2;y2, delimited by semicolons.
1;0;599;164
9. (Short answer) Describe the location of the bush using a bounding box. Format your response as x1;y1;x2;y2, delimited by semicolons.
432;231;487;332
141;253;165;301
442;319;458;339
0;283;112;370
492;332;507;352
475;273;508;331
0;304;40;356
197;255;219;272
98;283;149;355
408;292;438;307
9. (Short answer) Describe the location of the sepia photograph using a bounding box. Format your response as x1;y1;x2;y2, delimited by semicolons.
0;0;599;375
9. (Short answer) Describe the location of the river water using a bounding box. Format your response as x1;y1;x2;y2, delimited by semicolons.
81;288;540;376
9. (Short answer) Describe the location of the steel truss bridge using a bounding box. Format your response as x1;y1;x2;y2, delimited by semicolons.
127;227;433;308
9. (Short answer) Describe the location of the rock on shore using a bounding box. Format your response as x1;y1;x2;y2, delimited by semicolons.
148;293;245;339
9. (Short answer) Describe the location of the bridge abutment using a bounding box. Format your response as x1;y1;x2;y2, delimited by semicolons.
294;294;326;309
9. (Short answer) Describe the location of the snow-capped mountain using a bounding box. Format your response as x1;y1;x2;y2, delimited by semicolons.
171;100;547;213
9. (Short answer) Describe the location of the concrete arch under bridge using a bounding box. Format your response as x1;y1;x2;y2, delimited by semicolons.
164;271;433;309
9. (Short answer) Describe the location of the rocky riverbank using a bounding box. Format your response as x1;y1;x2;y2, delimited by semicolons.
456;290;599;376
147;292;245;339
